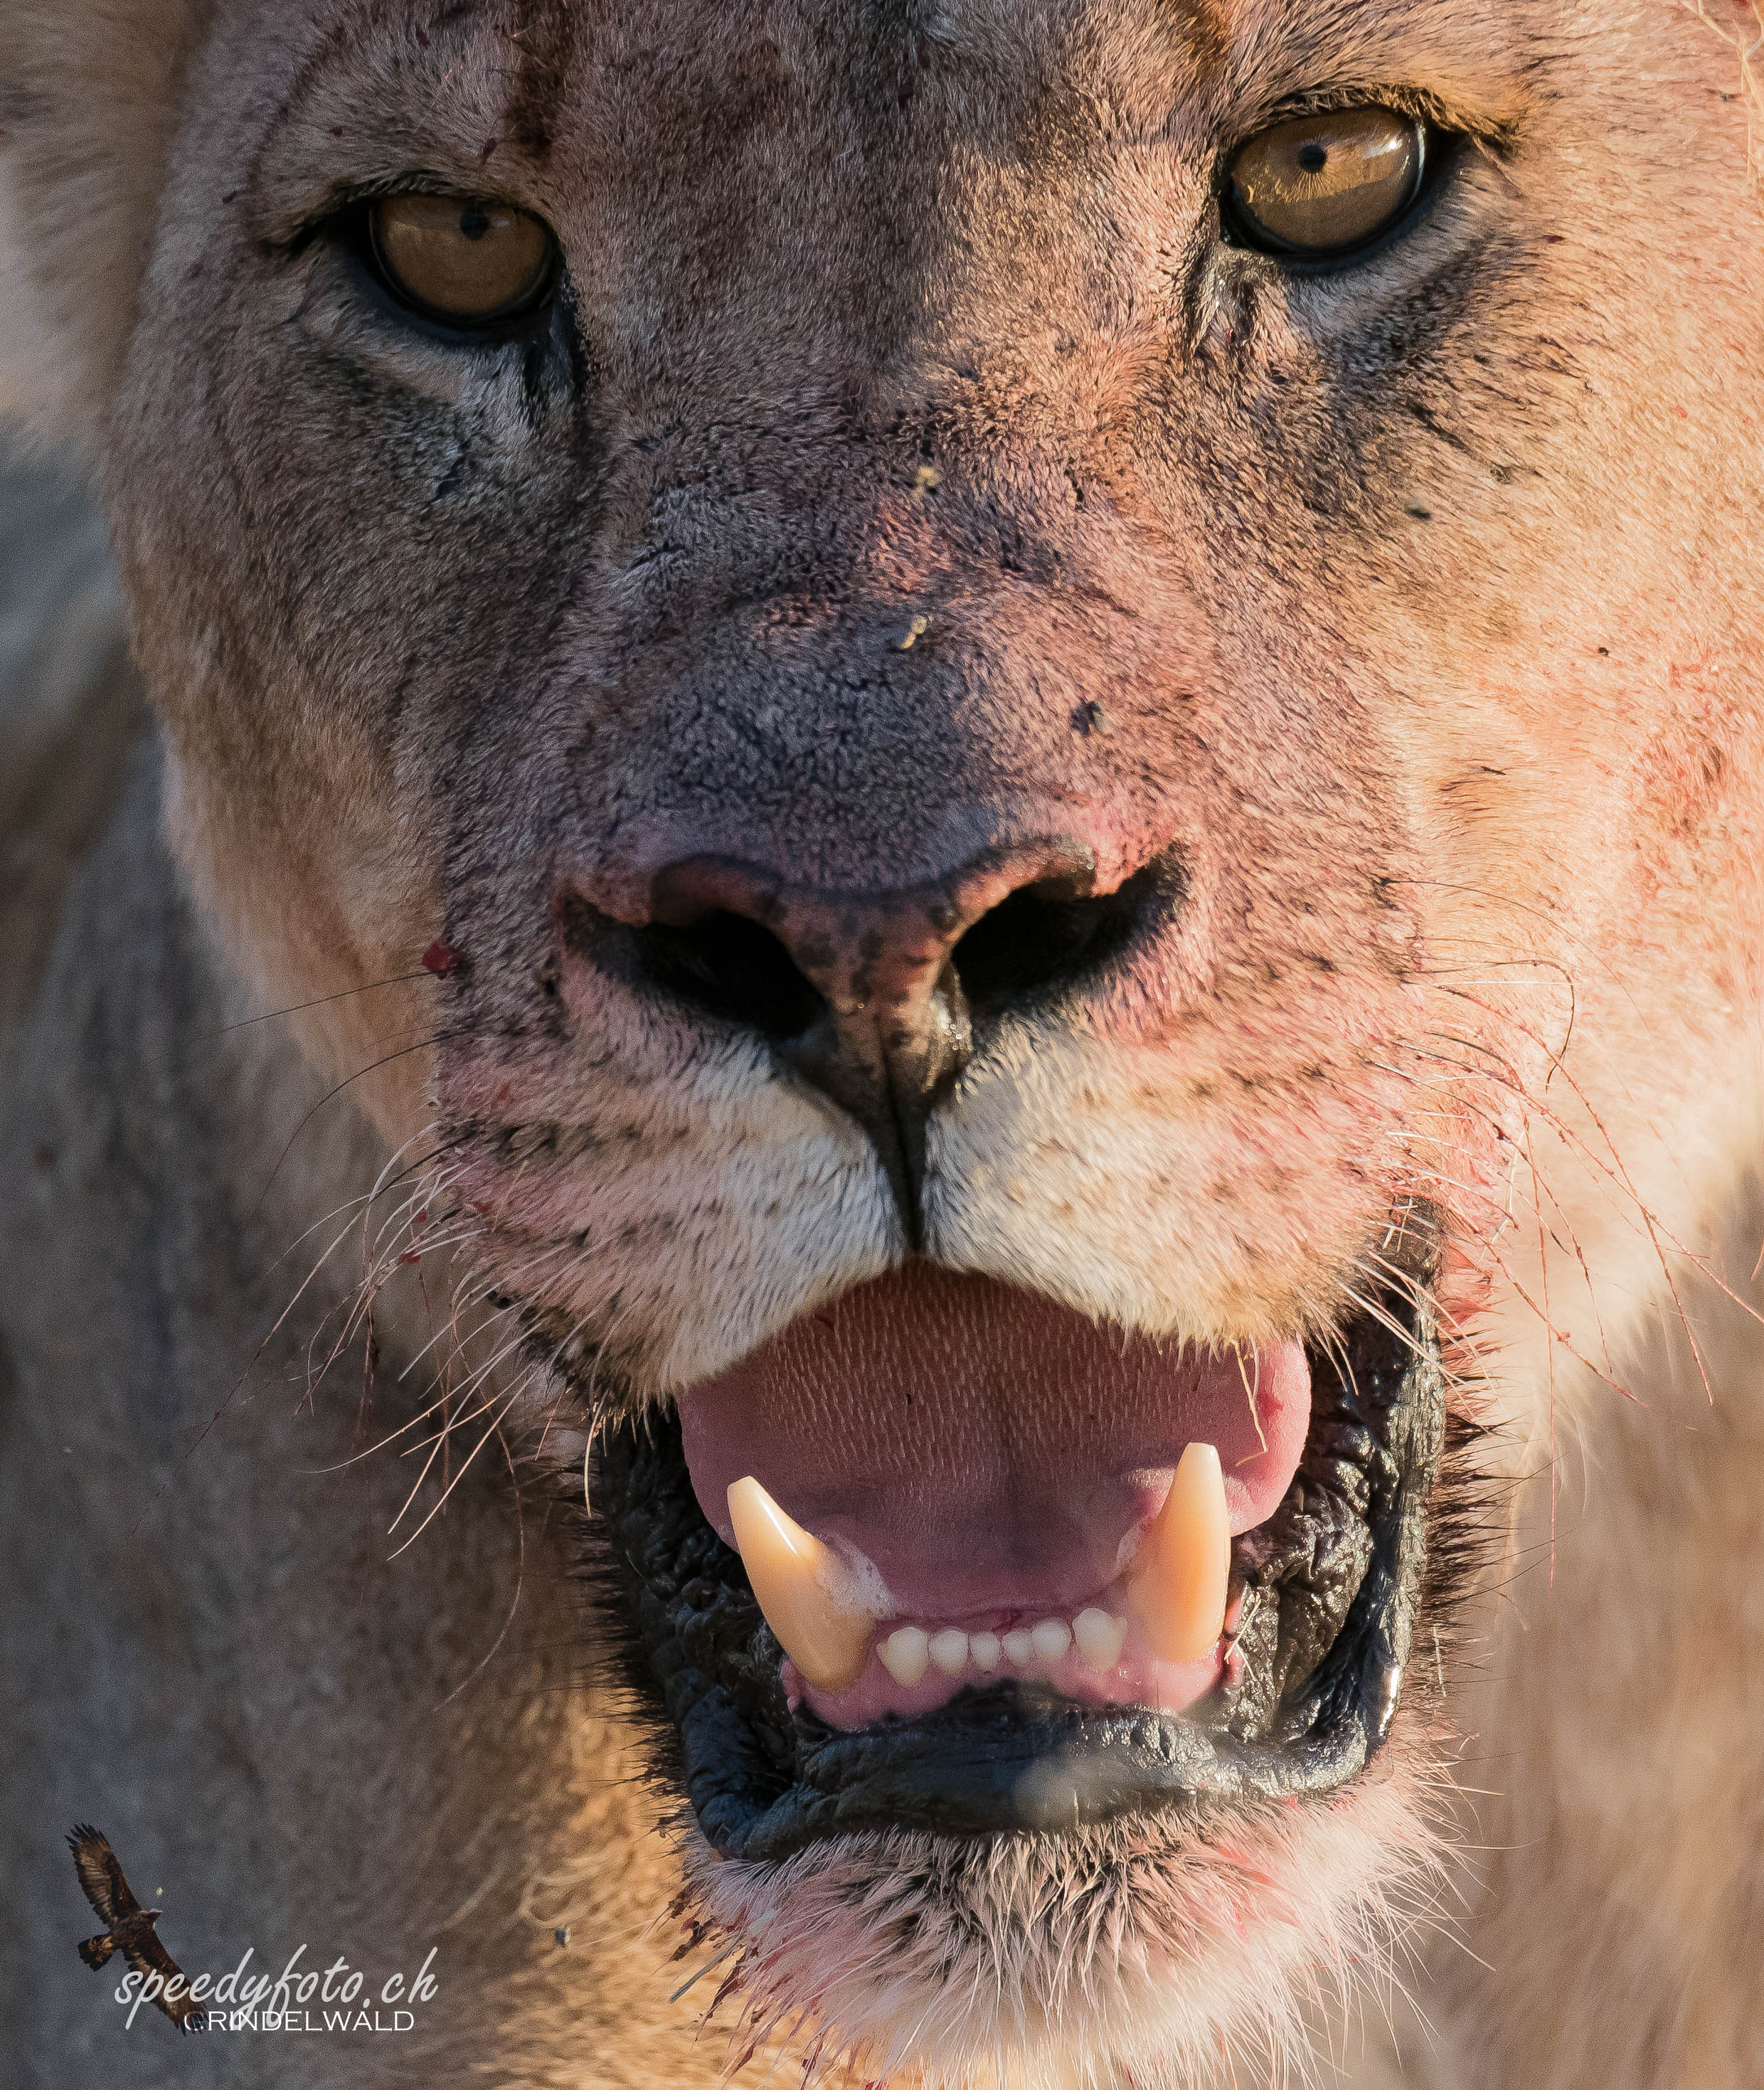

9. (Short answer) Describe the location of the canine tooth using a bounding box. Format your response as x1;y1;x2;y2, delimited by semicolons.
1030;1618;1072;1665
726;1477;872;1691
970;1631;1002;1672
1125;1442;1231;1665
1002;1628;1035;1667
928;1628;969;1675
1074;1608;1128;1672
881;1626;930;1687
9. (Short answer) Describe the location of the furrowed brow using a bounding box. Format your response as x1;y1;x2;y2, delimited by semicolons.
499;0;578;166
248;0;569;240
1218;0;1547;144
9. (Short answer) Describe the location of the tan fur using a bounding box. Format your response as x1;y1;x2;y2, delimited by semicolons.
4;0;1764;2081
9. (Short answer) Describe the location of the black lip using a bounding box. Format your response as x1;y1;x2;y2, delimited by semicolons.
594;1292;1445;1862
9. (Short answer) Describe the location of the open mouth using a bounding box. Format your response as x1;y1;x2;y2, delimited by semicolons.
595;1230;1445;1863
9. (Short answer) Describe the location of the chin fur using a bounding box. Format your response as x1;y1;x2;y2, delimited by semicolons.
668;1736;1455;2090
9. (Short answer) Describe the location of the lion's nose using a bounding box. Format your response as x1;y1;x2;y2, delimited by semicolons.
629;842;1168;1238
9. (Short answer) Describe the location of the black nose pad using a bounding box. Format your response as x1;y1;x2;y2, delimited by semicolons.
633;861;1169;1041
622;844;1176;1239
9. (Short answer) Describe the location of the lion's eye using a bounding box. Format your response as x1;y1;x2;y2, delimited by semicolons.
1225;108;1425;260
368;194;556;324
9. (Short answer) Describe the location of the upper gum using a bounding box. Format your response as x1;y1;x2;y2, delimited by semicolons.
879;1603;1120;1638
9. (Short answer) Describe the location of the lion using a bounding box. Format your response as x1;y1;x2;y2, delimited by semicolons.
4;1;1763;2083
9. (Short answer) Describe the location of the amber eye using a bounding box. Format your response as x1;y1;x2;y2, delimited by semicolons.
1226;108;1426;260
368;193;556;324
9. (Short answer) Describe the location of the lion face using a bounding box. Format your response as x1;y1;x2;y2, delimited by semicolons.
10;0;1764;2079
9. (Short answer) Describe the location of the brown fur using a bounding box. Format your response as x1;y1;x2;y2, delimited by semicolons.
4;0;1764;2081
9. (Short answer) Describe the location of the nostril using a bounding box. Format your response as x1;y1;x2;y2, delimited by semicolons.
633;910;827;1042
952;859;1170;1013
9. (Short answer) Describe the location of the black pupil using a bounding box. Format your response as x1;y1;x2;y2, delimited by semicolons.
459;207;491;242
1297;143;1328;173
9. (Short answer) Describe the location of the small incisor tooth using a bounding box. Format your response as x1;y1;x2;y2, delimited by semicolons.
727;1477;873;1691
1073;1608;1127;1672
881;1626;930;1686
1124;1441;1231;1665
928;1628;969;1676
1030;1618;1072;1665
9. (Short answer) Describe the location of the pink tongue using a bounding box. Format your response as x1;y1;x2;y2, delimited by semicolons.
678;1266;1310;1620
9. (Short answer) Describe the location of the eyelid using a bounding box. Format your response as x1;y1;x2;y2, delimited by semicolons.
1231;78;1511;147
277;172;550;258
